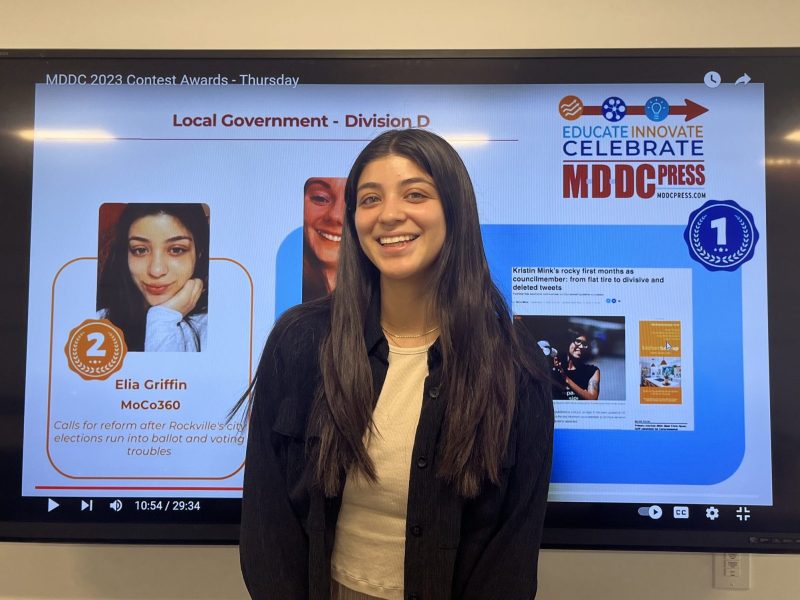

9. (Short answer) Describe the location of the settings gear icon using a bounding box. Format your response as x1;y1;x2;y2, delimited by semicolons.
706;506;720;520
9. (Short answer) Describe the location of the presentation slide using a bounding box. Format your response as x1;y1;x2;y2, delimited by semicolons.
21;81;771;506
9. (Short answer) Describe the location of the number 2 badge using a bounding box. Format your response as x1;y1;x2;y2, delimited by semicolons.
65;319;128;381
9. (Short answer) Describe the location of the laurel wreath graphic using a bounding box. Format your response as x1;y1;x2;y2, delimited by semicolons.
691;211;752;266
69;327;123;377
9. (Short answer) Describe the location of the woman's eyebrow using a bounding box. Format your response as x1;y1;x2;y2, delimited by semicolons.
357;177;435;193
306;179;333;191
128;235;193;243
356;181;381;193
400;177;435;187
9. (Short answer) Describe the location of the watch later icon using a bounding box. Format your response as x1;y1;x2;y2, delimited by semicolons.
704;71;722;88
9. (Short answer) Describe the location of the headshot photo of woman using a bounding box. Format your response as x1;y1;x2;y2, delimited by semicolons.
238;130;554;600
96;202;210;352
553;328;601;401
520;314;626;403
303;177;346;301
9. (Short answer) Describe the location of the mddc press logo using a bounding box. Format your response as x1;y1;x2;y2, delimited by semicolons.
558;94;710;200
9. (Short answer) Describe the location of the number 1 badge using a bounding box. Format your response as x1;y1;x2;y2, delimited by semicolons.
683;199;760;272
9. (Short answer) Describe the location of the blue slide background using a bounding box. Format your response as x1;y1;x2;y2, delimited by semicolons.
276;224;745;486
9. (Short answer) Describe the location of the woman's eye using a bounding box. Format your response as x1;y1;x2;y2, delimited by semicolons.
129;246;148;256
359;195;380;206
309;194;332;206
168;246;190;256
407;191;427;201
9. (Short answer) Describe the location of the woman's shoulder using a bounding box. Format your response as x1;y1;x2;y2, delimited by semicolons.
273;297;331;338
187;311;208;322
261;297;331;366
513;349;555;450
516;366;553;416
252;299;331;423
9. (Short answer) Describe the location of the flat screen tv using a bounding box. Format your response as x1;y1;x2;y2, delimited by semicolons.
1;49;798;551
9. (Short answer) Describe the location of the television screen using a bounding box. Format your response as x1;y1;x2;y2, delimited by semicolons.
1;49;798;551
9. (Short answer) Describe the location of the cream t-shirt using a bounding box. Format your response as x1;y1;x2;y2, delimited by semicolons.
330;342;430;600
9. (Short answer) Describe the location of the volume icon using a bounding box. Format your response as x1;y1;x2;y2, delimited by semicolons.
109;499;123;512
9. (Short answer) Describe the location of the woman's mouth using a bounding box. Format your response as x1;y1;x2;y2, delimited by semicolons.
379;234;419;247
143;283;172;295
317;230;341;243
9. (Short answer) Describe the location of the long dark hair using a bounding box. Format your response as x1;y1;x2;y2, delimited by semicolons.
310;129;547;498
97;203;209;351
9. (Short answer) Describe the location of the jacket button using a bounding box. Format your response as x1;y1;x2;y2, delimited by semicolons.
416;456;428;469
411;524;422;536
429;387;439;398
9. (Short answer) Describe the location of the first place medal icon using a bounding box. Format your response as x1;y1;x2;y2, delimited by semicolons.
683;200;760;272
65;319;128;381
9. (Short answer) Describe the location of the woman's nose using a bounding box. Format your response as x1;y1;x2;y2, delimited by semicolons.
148;252;167;277
377;195;405;224
325;200;344;226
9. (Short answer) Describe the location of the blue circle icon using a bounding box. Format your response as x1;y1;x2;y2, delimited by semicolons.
602;96;627;122
645;96;670;122
683;200;760;271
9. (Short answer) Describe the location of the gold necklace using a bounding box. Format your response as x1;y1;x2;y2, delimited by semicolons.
381;324;440;339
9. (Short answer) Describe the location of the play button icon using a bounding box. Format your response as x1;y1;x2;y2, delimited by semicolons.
47;498;60;512
648;505;663;520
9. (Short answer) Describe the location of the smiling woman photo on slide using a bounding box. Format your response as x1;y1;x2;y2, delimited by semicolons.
97;203;209;352
303;176;346;300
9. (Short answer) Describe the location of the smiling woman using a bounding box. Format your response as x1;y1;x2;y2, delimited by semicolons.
239;130;554;600
354;155;446;290
303;177;346;300
97;203;210;352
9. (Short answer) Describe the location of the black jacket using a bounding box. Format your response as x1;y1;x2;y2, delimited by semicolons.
240;299;554;600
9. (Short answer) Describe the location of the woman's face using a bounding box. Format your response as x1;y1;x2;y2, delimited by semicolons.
304;177;346;268
354;154;446;285
569;336;590;361
127;213;197;307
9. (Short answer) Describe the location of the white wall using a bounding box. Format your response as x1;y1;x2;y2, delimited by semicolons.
2;0;799;598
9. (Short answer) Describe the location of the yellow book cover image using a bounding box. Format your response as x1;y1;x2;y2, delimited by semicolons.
639;321;682;404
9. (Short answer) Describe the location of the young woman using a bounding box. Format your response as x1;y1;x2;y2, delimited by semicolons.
553;328;601;400
97;203;209;352
239;130;554;600
303;177;346;301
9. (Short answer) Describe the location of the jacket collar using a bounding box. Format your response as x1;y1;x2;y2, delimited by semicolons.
364;293;387;360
